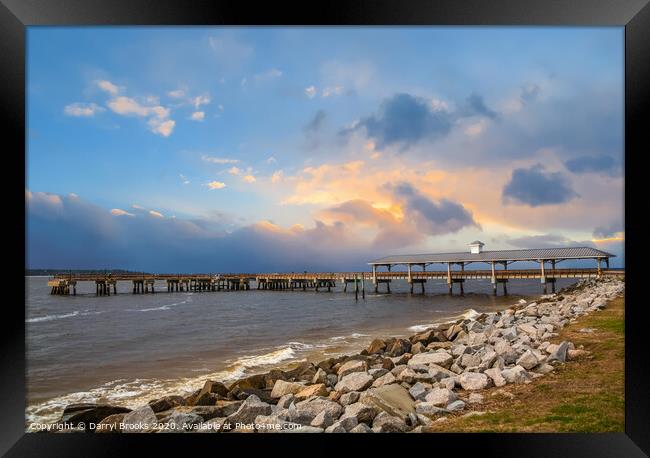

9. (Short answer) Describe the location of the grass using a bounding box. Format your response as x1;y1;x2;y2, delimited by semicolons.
423;294;625;433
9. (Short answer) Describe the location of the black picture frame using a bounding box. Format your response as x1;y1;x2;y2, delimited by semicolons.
2;0;648;455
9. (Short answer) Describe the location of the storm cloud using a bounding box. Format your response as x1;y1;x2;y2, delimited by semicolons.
564;155;620;176
502;164;579;207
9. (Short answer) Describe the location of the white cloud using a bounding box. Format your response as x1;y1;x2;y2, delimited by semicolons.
63;102;105;117
190;111;205;121
192;94;211;109
202;155;239;164
110;208;135;217
206;181;226;190
168;88;186;98
131;204;145;210
149;210;164;218
322;86;344;97
243;174;256;183
107;96;152;117
271;170;284;183
228;166;241;176
305;86;317;99
96;80;120;95
106;94;175;137
148;118;175;137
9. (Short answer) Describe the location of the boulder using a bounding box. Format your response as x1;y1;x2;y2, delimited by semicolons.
294;397;343;423
324;423;347;433
460;353;481;369
164;412;204;432
501;365;531;384
350;423;373;433
148;396;186;413
446;400;466;412
366;338;387;354
339;391;361;406
326;374;338;387
334;415;358;431
60;403;132;426
408;351;453;369
408;382;429;401
424;388;457;406
310;410;335;428
547;341;570;363
459;372;490;391
294;383;328;400
226;394;272;425
411;342;425;354
341;402;378;424
484;368;507;387
270;380;305;398
337;360;368;378
276;394;296;409
359;384;415;419
385;338;412;357
516;349;540;370
396;367;418;383
95;413;127;433
335;372;374;393
415;402;448;417
200;380;230;398
122;405;158;433
372;411;408;432
372;372;397;388
312;368;327;384
228;373;267;391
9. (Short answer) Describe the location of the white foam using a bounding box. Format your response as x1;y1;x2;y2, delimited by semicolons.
408;323;435;333
26;311;80;323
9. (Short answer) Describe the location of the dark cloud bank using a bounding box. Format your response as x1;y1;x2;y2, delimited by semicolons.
502;164;579;207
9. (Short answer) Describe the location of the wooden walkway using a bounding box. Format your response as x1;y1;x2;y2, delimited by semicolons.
47;268;624;297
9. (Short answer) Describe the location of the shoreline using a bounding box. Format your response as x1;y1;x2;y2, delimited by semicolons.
36;276;624;433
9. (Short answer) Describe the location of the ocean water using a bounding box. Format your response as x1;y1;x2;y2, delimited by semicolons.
25;276;578;429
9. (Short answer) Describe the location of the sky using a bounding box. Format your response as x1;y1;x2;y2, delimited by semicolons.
26;27;624;272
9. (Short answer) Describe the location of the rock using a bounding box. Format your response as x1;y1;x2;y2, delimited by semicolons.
366;338;387;354
350;423;373;433
60;403;132;426
360;384;415;419
270;380;305;398
337;360;368;378
567;349;589;360
372;411;408;432
460;353;481;368
148;396;186;413
408;382;429;401
324;423;347;433
446;400;466;412
194;392;220;406
535;363;555;374
335;415;359;431
310;410;335;428
440;377;456;390
161;402;243;422
341;402;378;424
122;405;158;433
411;342;425;354
424;388;457;406
164;412;204;432
396;367;418;383
484;368;507;387
408;351;453;369
385;338;412;357
459;372;490;391
276;394;296;409
501;365;531;384
200;380;230;398
294;383;328;400
468;393;484;404
95;413;127;433
228;373;267;391
312;368;327;384
368;368;389;379
415;402;448;417
516;349;540;370
547;341;570;363
226;394;272;425
335;372;374;393
339;391;361;406
326;374;338;387
372;372;397;388
428;364;457;381
294;397;343;423
381;358;395;370
446;324;463;341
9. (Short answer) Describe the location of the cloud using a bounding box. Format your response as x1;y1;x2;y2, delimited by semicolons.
387;182;480;236
201;155;239;164
506;233;591;249
190;111;205;121
243;174;256;183
167;88;186;98
344;93;454;150
592;223;623;239
192;94;210;109
206;181;226;190
106;93;175;137
149;210;164;218
96;80;120;95
271;170;284;183
460;93;498;119
564;155;619;175
304;110;326;133
322;86;344;97
63;102;105;117
228;166;241;176
305;86;317;99
110;208;135;217
502;164;579;207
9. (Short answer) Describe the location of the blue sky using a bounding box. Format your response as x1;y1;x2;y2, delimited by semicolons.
26;27;624;271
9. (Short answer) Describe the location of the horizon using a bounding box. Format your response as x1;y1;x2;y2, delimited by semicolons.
26;27;625;271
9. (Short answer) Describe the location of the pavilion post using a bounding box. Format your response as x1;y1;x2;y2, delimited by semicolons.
597;258;602;277
407;263;413;293
460;262;465;296
447;262;452;295
421;264;426;294
491;261;497;296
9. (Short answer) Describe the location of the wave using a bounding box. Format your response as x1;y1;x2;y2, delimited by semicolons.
26;311;80;323
129;299;190;313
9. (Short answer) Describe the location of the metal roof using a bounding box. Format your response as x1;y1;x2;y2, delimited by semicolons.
369;246;615;265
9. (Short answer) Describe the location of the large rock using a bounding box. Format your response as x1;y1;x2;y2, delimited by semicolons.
122;405;158;433
337;360;368;378
501;365;531;384
226;394;272;425
372;411;408;432
335;372;374;393
366;338;387;354
350;423;373;433
408;382;429;401
295;383;328;400
547;341;570;363
341;402;378;424
200;380;230;398
415;402;448;417
408;351;453;369
161;402;243;421
516;349;540;370
60;403;131;426
424;388;457;406
148;396;186;413
95;413;127;433
372;371;397;388
484;368;507;387
459;372;490;391
310;410;335;428
385;338;412;357
228;373;267;391
339;391;361;406
312;368;328;384
446;400;466;412
270;380;305;398
359;384;415;419
294;397;343;423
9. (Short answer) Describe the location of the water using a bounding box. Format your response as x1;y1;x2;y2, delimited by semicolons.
25;276;578;428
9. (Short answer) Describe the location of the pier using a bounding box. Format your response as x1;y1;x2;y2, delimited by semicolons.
46;243;620;298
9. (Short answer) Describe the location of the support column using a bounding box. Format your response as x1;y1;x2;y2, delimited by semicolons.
355;274;359;301
421;264;426;294
597;258;602;277
407;264;413;293
460;263;465;296
386;265;391;293
361;274;365;299
372;265;377;293
491;261;497;296
447;263;452;295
